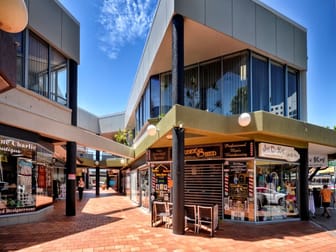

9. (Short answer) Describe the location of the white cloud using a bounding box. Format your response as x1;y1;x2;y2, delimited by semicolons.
98;0;157;59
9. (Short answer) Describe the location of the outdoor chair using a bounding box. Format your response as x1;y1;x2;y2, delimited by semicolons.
198;205;216;237
151;201;168;227
165;202;173;228
184;204;198;233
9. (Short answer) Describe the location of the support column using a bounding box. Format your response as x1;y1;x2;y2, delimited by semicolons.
172;14;184;106
171;14;185;235
172;127;185;235
66;141;76;216
65;59;78;216
85;169;89;189
298;148;309;220
95;150;100;197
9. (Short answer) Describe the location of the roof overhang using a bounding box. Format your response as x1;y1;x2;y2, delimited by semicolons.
134;105;336;159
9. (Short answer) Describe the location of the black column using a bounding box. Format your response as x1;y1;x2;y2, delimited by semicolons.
172;127;185;235
171;14;185;235
66;59;78;216
95;150;100;197
85;169;89;189
172;14;184;106
66;141;77;216
298;148;309;220
68;59;78;126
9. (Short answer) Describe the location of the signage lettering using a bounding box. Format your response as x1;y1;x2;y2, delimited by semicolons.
259;143;300;162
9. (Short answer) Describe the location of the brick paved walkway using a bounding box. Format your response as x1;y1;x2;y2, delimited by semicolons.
0;189;335;252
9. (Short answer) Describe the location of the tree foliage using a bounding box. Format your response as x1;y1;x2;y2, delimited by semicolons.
114;129;132;146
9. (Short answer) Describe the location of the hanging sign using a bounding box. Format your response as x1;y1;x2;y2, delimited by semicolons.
258;143;300;162
309;154;328;167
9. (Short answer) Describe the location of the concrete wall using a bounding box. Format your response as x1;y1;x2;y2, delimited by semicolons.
0;86;72;125
99;113;125;134
175;0;307;69
26;0;80;63
77;108;99;133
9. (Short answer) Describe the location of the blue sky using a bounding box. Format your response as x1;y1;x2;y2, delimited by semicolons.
59;0;336;128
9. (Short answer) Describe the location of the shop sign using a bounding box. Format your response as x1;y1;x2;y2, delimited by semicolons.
0;136;36;155
184;145;222;160
258;143;300;162
329;160;336;166
309;154;328;167
148;148;170;161
223;141;255;158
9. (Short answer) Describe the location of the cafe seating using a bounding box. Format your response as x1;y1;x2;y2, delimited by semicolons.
165;202;173;228
197;204;218;237
151;201;169;227
184;204;198;233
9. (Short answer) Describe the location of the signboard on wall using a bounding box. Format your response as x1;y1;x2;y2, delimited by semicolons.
184;145;222;160
148;148;170;162
309;154;328;167
258;143;300;162
223;141;255;158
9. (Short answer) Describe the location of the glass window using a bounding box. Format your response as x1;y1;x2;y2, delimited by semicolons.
270;62;285;116
10;32;24;86
256;161;299;222
150;75;160;118
50;49;67;106
222;53;248;115
184;66;199;109
160;73;172;114
143;85;150;124
287;69;298;119
252;55;269;112
199;59;222;113
135;106;140;135
28;33;49;97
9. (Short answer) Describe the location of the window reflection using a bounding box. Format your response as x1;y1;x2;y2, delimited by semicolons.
50;49;67;106
270;62;285;116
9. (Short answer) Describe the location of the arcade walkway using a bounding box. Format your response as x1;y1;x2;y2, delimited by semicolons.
1;189;335;251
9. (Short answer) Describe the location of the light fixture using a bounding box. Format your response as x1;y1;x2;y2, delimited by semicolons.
0;0;28;33
94;160;99;167
238;112;251;127
146;124;158;136
120;158;126;165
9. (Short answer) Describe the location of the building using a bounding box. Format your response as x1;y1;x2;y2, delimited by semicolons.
1;0;336;232
0;0;132;226
120;0;336;232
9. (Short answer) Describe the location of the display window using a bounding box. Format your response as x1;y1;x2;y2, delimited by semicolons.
139;169;150;209
223;159;300;222
151;164;171;202
224;160;254;221
255;160;299;222
0;136;54;215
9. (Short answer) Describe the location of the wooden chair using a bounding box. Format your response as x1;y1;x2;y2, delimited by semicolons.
184;204;198;233
151;201;168;227
198;205;216;237
165;202;173;228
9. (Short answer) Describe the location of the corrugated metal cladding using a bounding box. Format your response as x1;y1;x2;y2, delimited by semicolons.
184;163;223;218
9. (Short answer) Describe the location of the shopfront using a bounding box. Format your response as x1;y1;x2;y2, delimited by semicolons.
147;141;302;223
0;135;60;215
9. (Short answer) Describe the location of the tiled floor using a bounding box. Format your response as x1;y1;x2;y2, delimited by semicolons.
0;189;335;252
